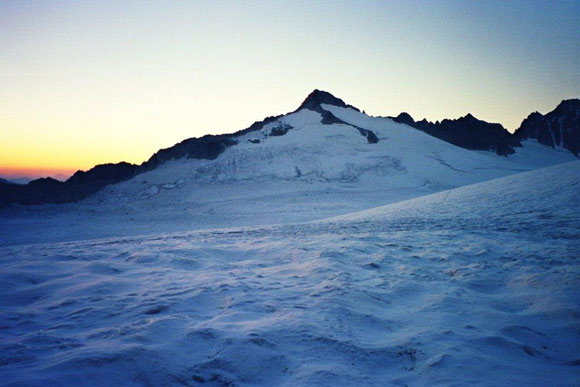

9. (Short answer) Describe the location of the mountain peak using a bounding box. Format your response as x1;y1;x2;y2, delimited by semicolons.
298;89;360;112
515;98;580;155
392;112;415;126
554;98;580;114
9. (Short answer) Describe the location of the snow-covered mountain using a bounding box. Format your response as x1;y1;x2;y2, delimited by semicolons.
1;91;579;386
96;92;575;212
1;90;577;245
1;91;577;208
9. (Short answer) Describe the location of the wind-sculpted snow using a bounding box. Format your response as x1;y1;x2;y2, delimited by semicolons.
1;162;579;386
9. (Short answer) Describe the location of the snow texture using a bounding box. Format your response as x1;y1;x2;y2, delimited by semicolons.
0;107;579;386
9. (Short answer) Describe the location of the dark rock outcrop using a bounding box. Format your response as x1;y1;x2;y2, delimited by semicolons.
270;124;293;137
355;127;379;144
67;162;138;186
0;181;24;206
139;111;295;172
298;89;378;143
514;99;580;156
391;113;520;155
298;89;361;113
391;112;415;127
18;177;74;204
140;135;238;172
0;162;139;206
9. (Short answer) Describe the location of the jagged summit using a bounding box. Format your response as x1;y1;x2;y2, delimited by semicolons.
390;111;519;155
444;113;499;127
515;98;580;155
298;89;360;113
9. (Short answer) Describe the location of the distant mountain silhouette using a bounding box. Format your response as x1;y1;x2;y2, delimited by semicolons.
0;177;31;185
1;91;577;206
0;162;138;206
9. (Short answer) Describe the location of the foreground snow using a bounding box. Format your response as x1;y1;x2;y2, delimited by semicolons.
1;161;579;386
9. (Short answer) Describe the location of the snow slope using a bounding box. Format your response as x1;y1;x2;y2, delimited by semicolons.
0;106;575;246
1;161;579;386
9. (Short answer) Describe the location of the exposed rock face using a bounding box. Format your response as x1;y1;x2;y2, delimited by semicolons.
392;99;580;157
140;135;238;172
391;112;415;127
67;162;138;185
298;89;361;113
514;99;580;156
298;89;378;143
270;124;293;137
390;113;520;155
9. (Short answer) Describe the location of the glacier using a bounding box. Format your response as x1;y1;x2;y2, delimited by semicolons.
0;104;574;246
0;100;579;386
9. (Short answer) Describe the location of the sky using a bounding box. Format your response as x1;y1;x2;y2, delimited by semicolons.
1;0;579;179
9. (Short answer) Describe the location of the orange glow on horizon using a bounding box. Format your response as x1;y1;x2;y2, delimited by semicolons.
0;166;78;180
1;2;578;182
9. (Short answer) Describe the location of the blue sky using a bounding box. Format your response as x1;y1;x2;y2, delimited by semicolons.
1;0;579;175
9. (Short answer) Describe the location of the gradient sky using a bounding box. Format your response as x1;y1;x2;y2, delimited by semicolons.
1;0;579;179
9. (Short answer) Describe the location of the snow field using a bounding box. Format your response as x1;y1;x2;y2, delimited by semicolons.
1;162;578;386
